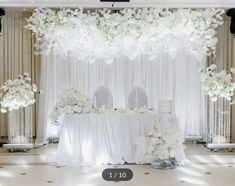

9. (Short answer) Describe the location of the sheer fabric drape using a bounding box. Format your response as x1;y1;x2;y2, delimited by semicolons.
36;49;206;144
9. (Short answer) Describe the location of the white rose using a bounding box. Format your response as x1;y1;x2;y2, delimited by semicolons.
0;108;7;113
231;67;235;74
211;96;217;102
32;84;37;92
23;72;29;77
147;146;154;153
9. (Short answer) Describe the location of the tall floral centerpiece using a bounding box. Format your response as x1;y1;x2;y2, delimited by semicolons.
0;73;37;152
200;64;235;150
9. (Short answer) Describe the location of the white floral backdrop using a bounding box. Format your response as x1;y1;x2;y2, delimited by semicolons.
36;48;206;144
26;8;224;62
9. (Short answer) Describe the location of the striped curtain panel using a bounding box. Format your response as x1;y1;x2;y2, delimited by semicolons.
0;10;40;139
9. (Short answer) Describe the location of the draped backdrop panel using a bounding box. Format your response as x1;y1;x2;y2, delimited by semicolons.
36;50;206;144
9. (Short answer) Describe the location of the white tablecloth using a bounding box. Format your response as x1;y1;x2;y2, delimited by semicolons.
56;113;178;166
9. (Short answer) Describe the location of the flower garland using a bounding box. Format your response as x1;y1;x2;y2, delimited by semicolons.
97;105;153;114
200;64;235;103
26;8;224;62
0;73;37;113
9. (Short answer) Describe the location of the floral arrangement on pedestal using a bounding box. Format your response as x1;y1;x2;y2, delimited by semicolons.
50;88;96;125
0;73;37;113
26;8;224;62
200;64;235;104
136;118;186;168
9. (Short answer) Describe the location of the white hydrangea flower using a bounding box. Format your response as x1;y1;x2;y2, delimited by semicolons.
50;88;97;124
200;64;235;104
26;8;224;62
138;119;186;164
0;73;38;113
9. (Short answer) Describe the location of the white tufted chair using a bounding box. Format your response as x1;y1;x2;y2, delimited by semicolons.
128;87;148;109
94;86;113;108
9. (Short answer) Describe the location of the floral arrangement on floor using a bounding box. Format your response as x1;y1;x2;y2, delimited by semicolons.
135;118;186;167
26;8;224;62
200;64;235;103
50;88;96;125
0;73;37;113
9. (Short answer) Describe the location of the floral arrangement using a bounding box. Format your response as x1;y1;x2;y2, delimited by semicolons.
26;8;224;62
98;105;153;114
50;88;96;125
145;122;185;163
200;64;235;103
0;73;37;113
136;119;186;166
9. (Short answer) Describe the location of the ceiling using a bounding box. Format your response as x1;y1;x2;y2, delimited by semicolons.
0;0;235;8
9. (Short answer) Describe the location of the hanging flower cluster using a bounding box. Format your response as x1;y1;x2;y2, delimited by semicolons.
26;8;224;62
0;73;37;113
200;64;235;103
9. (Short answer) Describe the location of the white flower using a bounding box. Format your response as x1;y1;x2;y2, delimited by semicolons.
23;72;29;77
26;8;224;62
211;96;218;102
147;146;154;153
210;64;217;70
0;108;7;113
0;73;38;112
32;84;37;92
200;64;235;103
231;67;235;74
137;119;186;164
50;88;96;124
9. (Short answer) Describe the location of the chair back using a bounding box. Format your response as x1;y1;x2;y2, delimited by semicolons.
94;86;113;108
128;87;148;109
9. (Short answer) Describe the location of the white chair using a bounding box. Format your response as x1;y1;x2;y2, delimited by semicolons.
94;86;113;108
158;100;174;114
128;87;148;109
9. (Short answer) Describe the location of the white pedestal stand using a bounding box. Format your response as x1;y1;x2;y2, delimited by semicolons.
207;98;235;152
3;106;33;152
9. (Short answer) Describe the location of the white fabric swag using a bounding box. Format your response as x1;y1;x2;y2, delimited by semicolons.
36;48;206;144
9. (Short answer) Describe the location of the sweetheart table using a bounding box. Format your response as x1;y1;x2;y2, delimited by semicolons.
56;113;178;166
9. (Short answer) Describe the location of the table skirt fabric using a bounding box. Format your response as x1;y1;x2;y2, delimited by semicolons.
56;113;178;166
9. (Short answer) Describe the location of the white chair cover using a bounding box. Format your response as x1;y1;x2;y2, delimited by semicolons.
94;86;113;108
128;87;148;109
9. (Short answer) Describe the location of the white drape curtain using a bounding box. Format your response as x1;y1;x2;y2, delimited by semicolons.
0;10;40;138
36;49;206;144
